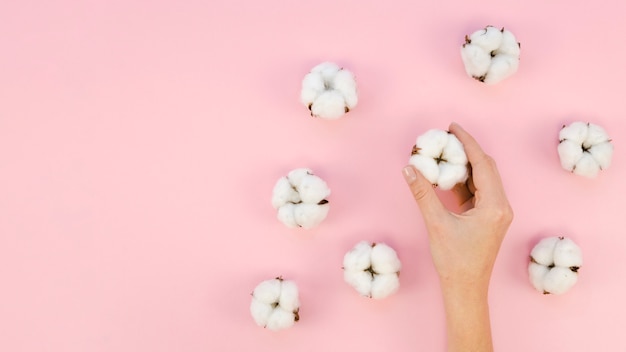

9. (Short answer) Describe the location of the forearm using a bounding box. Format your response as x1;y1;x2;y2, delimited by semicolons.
440;279;494;352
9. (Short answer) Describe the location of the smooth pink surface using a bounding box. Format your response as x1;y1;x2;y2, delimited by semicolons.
1;1;625;351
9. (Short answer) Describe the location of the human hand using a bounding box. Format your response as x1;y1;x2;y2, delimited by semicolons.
402;122;513;290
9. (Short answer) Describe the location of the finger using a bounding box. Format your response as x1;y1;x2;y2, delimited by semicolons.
448;122;507;206
402;165;447;222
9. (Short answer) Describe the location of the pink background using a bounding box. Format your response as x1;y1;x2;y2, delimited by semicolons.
1;0;625;351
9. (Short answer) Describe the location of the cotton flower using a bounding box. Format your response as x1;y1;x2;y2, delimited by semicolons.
409;129;469;190
271;168;330;229
528;236;582;295
300;62;358;119
343;241;401;299
250;277;300;331
557;121;614;178
460;25;521;84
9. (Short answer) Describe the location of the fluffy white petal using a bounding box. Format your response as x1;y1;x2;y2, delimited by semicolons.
530;237;560;266
496;29;521;57
297;175;330;204
460;44;491;78
437;163;469;191
409;154;439;184
559;122;588;145
250;297;273;327
343;241;373;271
311;62;341;80
528;262;549;293
542;267;578;295
585;123;610;145
300;72;325;105
278;280;300;312
371;273;400;299
287;168;313;186
277;203;298;228
484;55;519;85
332;69;358;108
271;177;300;209
416;129;450;157
469;26;503;52
557;140;583;171
573;153;600;178
294;203;329;229
589;141;613;169
266;308;296;331
553;238;583;268
310;90;347;120
442;134;468;164
343;270;373;297
252;278;282;304
370;243;401;274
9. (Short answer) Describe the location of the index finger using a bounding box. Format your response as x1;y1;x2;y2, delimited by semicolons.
448;122;507;207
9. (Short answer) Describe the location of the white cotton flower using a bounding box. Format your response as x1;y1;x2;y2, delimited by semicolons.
460;25;521;84
528;236;582;295
343;241;401;299
557;121;614;178
271;168;330;229
409;129;469;190
300;62;358;120
250;277;300;331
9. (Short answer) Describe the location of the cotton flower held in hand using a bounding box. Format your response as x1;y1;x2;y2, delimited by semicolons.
558;121;613;178
250;277;300;331
343;241;401;299
461;25;521;84
409;129;469;190
300;62;358;119
528;236;582;295
271;168;330;229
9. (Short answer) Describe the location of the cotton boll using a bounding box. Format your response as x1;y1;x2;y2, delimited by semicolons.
461;26;520;84
250;278;300;331
343;270;373;297
542;267;579;295
409;129;469;190
558;122;613;177
273;168;330;229
343;241;401;299
370;243;402;274
528;236;582;295
371;273;400;299
343;241;373;271
557;140;583;171
301;62;357;119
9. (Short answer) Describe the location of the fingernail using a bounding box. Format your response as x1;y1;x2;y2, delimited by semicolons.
402;166;417;184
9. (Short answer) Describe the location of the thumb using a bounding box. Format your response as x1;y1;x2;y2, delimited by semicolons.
402;165;446;221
